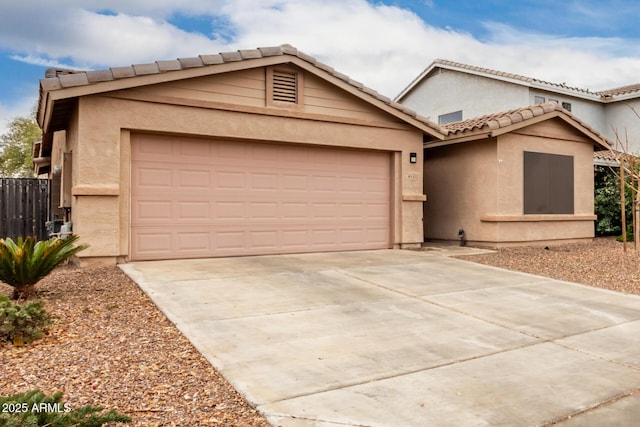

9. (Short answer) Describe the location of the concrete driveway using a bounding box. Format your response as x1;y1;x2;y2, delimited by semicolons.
120;249;640;426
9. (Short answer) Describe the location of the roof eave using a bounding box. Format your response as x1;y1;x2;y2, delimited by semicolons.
430;110;611;150
529;81;601;101
602;92;640;103
39;49;447;140
423;130;494;148
394;61;439;102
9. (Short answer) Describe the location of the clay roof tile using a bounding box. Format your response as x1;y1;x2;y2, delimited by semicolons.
258;46;284;57
85;69;114;83
177;57;204;68
58;72;89;88
132;63;160;76
199;54;224;65
239;49;262;59
110;66;136;79
156;60;182;72
40;78;62;91
220;51;242;62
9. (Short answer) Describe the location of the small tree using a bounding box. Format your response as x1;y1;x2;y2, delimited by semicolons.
0;236;89;300
0;108;41;178
608;110;640;252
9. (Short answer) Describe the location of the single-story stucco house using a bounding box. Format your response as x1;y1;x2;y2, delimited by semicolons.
33;45;610;264
421;102;610;247
34;45;444;264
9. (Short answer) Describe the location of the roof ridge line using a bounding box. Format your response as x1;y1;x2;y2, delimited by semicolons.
442;101;608;145
39;44;448;138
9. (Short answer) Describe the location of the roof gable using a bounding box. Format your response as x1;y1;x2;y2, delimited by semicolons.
396;59;640;104
38;44;445;139
426;102;610;150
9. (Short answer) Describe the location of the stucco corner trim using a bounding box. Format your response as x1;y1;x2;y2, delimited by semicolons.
480;214;597;222
402;194;427;202
72;185;120;196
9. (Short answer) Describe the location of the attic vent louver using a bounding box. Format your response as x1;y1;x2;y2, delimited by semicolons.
272;70;298;103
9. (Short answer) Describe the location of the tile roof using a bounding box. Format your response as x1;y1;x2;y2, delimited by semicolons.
39;44;445;136
397;58;640;103
431;59;597;95
596;83;640;97
441;101;610;149
593;148;639;162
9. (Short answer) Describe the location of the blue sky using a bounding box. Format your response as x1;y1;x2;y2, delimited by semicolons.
2;0;640;134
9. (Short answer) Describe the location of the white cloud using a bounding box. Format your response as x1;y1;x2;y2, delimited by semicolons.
0;7;223;69
474;22;640;91
0;96;38;137
10;55;77;70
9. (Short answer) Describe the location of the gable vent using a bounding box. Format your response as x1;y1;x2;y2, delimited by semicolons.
272;70;298;103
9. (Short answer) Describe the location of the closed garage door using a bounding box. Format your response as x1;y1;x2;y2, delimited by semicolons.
130;133;391;260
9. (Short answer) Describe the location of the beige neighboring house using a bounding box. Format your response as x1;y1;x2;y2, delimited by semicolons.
422;102;610;247
33;45;445;264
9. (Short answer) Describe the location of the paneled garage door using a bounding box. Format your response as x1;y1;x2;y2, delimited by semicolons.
130;133;391;260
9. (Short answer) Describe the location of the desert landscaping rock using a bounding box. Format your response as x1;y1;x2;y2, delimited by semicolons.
457;237;640;296
0;267;269;426
1;237;638;425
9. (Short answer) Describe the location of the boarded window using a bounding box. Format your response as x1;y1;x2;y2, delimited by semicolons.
272;70;297;103
523;151;574;214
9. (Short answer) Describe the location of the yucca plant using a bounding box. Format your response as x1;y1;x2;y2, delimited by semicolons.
0;235;89;300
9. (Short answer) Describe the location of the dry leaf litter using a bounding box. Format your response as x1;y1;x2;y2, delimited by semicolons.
456;237;640;294
0;266;269;426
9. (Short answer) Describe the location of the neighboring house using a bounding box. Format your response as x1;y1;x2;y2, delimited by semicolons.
421;102;610;247
33;44;443;264
396;60;640;155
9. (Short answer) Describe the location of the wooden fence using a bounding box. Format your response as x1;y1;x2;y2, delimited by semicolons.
0;178;49;241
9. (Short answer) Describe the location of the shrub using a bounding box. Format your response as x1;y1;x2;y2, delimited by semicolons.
0;295;51;346
0;390;131;426
0;235;89;299
616;224;635;242
594;166;634;236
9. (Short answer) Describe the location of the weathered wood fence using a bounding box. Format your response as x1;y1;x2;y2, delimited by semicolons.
0;178;49;241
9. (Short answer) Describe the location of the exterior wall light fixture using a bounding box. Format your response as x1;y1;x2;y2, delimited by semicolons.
409;152;417;163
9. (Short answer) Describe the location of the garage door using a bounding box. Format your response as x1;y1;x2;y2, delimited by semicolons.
130;134;391;260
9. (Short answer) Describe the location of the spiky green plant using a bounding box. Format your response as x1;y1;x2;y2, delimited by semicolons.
0;390;131;426
0;296;51;346
0;235;89;300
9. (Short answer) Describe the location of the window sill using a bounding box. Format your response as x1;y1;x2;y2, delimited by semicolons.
481;214;597;222
403;194;427;202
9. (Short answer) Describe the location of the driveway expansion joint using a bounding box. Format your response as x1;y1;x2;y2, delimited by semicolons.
123;251;640;426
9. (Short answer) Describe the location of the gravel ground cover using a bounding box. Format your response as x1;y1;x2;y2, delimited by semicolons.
1;237;638;425
456;237;640;295
0;266;269;426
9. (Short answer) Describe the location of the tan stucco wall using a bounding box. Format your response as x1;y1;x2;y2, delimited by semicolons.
424;119;597;246
424;138;498;242
53;82;425;261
